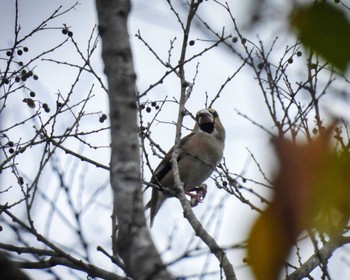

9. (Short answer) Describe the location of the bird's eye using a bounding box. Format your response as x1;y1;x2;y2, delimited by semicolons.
209;109;218;118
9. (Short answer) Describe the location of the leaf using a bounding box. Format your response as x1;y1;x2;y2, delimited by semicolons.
247;123;350;280
22;98;36;109
291;2;350;72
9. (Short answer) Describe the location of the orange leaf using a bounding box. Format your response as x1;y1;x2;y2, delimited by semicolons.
248;123;350;279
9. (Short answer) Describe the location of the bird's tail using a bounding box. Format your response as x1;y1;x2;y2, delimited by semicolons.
145;189;167;227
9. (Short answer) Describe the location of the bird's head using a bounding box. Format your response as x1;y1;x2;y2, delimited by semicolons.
194;108;225;140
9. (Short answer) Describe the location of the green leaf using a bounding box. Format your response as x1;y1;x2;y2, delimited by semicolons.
291;2;350;72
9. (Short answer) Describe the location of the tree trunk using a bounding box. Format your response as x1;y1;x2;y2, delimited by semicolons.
95;1;174;279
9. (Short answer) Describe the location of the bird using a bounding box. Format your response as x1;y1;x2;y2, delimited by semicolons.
145;108;225;226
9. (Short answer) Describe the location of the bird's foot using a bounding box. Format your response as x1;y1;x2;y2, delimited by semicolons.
186;184;208;207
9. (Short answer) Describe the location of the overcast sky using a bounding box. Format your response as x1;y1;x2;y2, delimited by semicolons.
1;1;350;279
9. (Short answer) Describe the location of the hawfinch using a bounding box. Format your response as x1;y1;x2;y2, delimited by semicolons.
145;108;225;226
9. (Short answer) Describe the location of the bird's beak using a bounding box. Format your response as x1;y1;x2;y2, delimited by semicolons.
197;110;214;126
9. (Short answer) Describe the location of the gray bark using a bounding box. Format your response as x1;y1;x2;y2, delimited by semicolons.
95;1;174;279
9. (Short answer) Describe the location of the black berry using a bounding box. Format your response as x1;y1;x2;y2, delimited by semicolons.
18;177;24;185
43;103;50;113
56;101;63;109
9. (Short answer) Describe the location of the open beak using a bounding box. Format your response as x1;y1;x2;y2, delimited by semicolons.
197;110;214;126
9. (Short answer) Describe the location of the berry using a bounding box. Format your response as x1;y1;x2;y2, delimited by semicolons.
189;40;195;46
43;103;50;113
241;38;247;44
146;107;151;113
62;29;68;35
67;31;73;37
151;101;157;107
15;76;20;83
6;50;12;56
18;177;24;185
17;49;23;56
98;114;107;123
9;148;14;154
18;61;23;66
56;101;63;109
8;141;14;147
288;57;293;64
257;63;264;70
155;105;160;110
140;103;145;110
33;75;38;80
232;37;238;43
23;47;29;52
30;91;36;97
296;51;302;57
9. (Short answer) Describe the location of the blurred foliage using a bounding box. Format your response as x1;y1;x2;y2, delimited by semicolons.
248;123;350;280
291;1;350;72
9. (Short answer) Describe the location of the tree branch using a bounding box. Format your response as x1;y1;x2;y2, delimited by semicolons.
16;257;128;280
169;1;237;279
287;236;350;280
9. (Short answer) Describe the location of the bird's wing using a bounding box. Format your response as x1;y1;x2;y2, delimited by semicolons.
150;132;195;184
146;132;195;226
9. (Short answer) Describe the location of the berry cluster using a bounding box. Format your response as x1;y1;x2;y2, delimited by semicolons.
140;101;160;113
1;47;38;86
62;28;73;37
99;114;107;123
6;46;29;57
